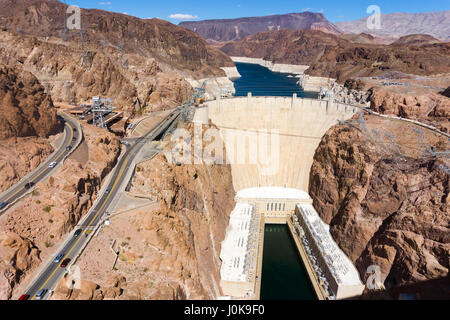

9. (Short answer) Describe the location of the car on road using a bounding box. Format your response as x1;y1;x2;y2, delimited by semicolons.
53;254;65;264
24;182;35;189
72;137;77;141
66;146;72;151
18;294;30;301
35;289;48;300
61;258;71;268
0;202;8;210
49;162;57;168
74;229;83;237
105;188;111;195
73;128;77;132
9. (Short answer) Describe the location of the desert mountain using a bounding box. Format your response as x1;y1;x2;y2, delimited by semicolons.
179;12;342;42
0;0;233;111
220;29;348;65
220;29;450;82
336;11;450;42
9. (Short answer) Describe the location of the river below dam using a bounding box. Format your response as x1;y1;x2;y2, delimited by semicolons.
260;225;316;300
233;62;318;98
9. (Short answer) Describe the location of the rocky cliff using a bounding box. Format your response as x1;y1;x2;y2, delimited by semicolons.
0;66;61;139
309;114;449;295
180;12;342;42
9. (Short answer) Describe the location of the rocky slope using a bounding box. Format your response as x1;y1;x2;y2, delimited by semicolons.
220;30;348;65
0;0;233;112
220;29;450;83
59;121;236;300
0;137;54;193
336;11;450;42
369;86;450;133
180;12;342;42
305;41;450;83
0;124;121;300
309;114;449;295
0;66;61;139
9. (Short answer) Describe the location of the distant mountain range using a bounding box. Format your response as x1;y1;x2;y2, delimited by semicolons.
336;11;450;41
179;12;342;42
180;10;450;43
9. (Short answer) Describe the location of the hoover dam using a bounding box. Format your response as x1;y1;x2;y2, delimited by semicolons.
194;79;365;300
194;95;358;192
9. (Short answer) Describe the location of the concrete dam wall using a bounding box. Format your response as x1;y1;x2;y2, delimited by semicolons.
194;95;359;192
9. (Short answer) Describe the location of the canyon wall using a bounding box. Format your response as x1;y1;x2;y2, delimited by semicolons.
195;96;358;192
0;65;62;193
0;66;62;140
309;114;449;294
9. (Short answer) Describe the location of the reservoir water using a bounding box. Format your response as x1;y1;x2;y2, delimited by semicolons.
231;62;317;300
233;62;318;98
260;225;315;300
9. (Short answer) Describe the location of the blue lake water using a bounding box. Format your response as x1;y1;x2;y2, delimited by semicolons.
233;62;319;98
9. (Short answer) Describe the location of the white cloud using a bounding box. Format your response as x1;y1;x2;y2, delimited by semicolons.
302;8;313;12
168;13;199;20
99;1;111;5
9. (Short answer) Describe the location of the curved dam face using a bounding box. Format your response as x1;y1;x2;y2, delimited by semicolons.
194;95;359;192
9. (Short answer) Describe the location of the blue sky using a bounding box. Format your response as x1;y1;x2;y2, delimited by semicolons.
66;0;450;24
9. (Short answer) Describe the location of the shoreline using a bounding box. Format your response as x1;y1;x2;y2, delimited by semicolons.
231;57;309;75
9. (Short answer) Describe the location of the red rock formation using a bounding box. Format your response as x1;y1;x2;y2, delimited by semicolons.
369;87;450;133
0;137;54;193
0;231;40;300
309;115;449;294
0;66;62;139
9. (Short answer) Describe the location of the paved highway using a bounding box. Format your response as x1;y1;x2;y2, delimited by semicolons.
0;114;80;213
24;110;180;300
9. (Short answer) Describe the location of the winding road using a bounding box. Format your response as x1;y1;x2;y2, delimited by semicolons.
24;110;180;300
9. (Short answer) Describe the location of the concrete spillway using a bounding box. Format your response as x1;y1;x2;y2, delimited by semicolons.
194;95;358;192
